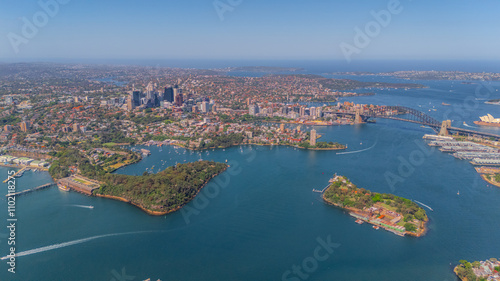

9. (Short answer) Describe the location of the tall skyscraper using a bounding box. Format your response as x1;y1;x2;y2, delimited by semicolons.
147;93;160;107
299;107;305;117
164;87;174;102
173;85;183;106
249;104;259;116
146;81;154;93
310;107;316;117
174;91;183;106
316;107;323;118
201;101;208;113
127;97;135;111
19;121;29;132
310;129;317;146
132;91;141;106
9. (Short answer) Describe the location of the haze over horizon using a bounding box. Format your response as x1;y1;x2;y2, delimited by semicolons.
1;0;500;62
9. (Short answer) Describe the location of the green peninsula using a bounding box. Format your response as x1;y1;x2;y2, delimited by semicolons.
96;161;228;215
49;149;228;215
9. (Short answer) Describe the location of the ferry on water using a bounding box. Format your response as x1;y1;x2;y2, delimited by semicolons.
58;183;70;191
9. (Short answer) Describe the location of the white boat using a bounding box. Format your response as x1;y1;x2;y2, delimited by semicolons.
58;183;70;192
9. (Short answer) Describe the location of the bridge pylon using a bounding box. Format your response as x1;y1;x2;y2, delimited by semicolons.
439;120;452;136
354;109;363;124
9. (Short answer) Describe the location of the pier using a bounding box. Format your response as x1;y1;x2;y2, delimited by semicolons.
6;183;55;197
58;175;101;195
2;167;27;183
313;184;330;193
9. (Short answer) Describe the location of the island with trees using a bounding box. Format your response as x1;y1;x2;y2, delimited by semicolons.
322;174;428;237
454;258;500;281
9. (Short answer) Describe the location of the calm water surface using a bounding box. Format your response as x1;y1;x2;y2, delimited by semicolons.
0;79;499;281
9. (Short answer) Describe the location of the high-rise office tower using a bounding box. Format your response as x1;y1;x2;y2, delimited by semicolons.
310;129;317;146
164;87;174;102
132;91;141;106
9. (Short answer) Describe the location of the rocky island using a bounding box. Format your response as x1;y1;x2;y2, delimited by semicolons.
322;174;428;237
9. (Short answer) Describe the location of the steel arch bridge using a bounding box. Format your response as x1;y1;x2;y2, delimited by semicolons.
364;106;441;128
330;106;500;141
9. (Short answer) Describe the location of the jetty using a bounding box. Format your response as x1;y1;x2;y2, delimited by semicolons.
3;167;27;183
313;184;330;193
6;183;55;197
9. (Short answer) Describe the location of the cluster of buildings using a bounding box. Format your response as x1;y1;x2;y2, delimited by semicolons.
383;70;500;81
427;138;500;166
143;117;318;149
120;83;217;114
472;259;500;280
248;102;324;119
0;155;49;168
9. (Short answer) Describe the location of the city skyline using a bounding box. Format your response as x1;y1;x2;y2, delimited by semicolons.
1;0;500;61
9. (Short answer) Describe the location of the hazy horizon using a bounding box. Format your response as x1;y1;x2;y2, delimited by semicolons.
1;0;500;61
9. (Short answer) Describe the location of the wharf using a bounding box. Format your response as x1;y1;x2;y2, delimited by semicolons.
6;183;55;197
3;167;27;183
313;184;330;193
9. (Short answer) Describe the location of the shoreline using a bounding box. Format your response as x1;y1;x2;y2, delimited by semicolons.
93;165;228;216
0;163;49;171
480;174;500;188
153;141;346;151
453;267;465;281
103;157;141;173
322;189;427;237
262;120;354;126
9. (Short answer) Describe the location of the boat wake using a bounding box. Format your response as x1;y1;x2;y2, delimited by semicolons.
413;200;433;211
69;204;94;209
336;141;377;155
463;122;478;128
0;231;152;260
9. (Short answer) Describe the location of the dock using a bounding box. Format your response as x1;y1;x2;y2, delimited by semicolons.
3;167;27;183
58;175;101;195
6;183;55;197
313;184;330;193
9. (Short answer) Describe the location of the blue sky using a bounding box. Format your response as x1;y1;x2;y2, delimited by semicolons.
1;0;499;61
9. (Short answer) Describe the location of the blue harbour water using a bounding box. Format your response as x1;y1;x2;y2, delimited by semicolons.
0;65;500;280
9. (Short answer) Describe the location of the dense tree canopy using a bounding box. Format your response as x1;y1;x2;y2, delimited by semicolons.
324;176;428;226
97;161;228;212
